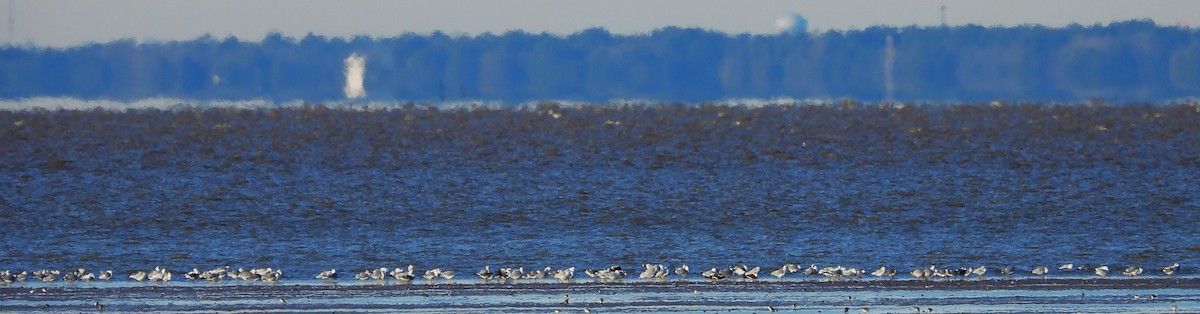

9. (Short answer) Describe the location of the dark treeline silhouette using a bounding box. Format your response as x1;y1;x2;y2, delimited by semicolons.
1;20;1198;103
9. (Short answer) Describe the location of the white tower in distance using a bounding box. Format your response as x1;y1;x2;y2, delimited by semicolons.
344;53;367;99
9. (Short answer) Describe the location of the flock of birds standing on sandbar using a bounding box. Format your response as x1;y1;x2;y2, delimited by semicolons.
0;262;1183;285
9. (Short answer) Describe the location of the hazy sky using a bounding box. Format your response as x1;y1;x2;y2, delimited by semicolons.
4;0;1199;47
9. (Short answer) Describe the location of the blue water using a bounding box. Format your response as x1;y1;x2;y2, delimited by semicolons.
1;102;1198;279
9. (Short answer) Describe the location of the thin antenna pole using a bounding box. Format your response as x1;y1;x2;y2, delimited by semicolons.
8;0;13;44
940;5;946;26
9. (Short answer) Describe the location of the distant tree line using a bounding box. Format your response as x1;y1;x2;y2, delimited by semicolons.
1;20;1197;103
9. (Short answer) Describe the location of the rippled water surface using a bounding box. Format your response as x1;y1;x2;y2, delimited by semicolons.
2;102;1199;280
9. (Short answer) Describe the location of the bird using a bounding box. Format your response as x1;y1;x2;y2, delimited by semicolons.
1032;266;1049;278
971;266;987;279
391;265;415;281
871;266;888;278
1123;266;1143;277
1094;266;1110;277
315;269;337;280
423;268;442;280
674;265;689;278
1058;263;1074;271
184;268;201;280
552;267;574;281
1163;263;1180;276
910;268;927;281
440;270;456;280
771;266;789;279
354;269;371;280
1000;265;1014;276
477;266;494;280
638;264;658;279
743;266;761;280
130;271;147;282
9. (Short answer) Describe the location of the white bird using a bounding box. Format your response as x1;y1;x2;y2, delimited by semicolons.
702;267;725;280
743;266;761;280
1032;266;1049;278
639;264;658;279
803;264;819;276
423;268;442;280
674;265;689;278
130;271;147;282
1094;265;1110;277
184;268;202;280
971;266;987;279
870;266;888;278
1163;263;1180;276
370;267;387;280
771;266;789;279
315;269;337;280
476;266;494;280
391;265;415;281
1123;266;1143;277
97;270;112;281
910;268;926;280
525;267;551;280
262;269;282;283
552;267;574;281
1058;263;1074;271
440;270;456;280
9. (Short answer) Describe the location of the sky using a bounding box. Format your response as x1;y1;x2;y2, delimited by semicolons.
3;0;1199;47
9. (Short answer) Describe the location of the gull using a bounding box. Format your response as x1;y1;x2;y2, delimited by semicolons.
200;267;227;281
63;271;79;282
910;268;927;281
971;266;987;279
654;265;670;279
185;268;202;280
1123;266;1143;277
674;265;689;278
315;269;337;280
391;265;415;281
1094;266;1109;277
739;266;760;280
594;266;626;281
476;266;494;280
440;270;456;280
1000;265;1014;276
803;264;819;276
1058;263;1074;271
130;271;147;282
842;268;863;279
1032;266;1049;278
1164;263;1180;276
525;267;552;280
870;266;889;278
262;269;282;283
79;271;96;282
702;268;726;280
639;264;658;279
423;268;442;280
552;267;574;281
370;267;387;280
771;266;789;279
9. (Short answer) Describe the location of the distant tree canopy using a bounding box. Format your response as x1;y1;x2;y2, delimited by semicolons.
1;20;1198;103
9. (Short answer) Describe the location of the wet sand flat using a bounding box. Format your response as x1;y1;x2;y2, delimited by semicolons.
3;278;1198;313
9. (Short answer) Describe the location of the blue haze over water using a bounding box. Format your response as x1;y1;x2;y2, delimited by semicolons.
1;102;1198;278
